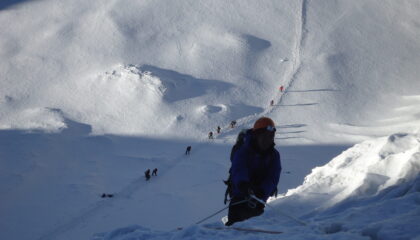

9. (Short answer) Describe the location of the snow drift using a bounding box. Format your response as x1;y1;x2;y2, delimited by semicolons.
282;133;420;211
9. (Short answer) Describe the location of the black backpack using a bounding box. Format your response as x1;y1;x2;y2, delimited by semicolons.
224;129;248;204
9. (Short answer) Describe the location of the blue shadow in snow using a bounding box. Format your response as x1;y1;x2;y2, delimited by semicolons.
140;65;234;103
243;34;271;52
243;34;271;80
287;89;339;93
0;0;36;11
276;136;302;140
277;103;318;107
0;115;353;240
277;131;306;134
279;144;351;192
278;124;307;128
0;118;352;194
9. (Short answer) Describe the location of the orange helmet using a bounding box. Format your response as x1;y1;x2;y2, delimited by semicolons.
253;117;275;131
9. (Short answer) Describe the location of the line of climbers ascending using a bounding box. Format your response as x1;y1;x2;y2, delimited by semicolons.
271;85;284;106
101;168;159;198
207;84;284;140
189;85;285;225
208;120;237;140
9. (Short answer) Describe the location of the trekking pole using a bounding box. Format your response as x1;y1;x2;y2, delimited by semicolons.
195;199;248;225
249;195;308;226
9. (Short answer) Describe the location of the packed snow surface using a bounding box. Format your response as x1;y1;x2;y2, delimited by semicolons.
0;0;419;240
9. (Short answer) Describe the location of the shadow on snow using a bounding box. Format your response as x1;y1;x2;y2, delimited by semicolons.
0;116;351;239
286;89;340;93
140;65;234;103
0;0;36;11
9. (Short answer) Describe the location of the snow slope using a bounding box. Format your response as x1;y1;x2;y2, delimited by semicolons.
0;114;348;240
1;0;420;240
268;0;420;143
0;0;298;138
94;133;420;240
1;0;418;141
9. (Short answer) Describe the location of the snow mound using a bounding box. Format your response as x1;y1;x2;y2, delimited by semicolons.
261;133;420;239
54;64;237;136
96;65;166;101
283;133;420;210
68;64;170;135
0;105;65;132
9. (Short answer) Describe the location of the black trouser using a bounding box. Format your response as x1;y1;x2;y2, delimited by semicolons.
225;196;264;226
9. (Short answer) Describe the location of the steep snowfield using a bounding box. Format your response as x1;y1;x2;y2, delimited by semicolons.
1;0;420;240
268;0;420;143
0;115;348;240
0;0;299;138
1;0;418;141
94;133;420;240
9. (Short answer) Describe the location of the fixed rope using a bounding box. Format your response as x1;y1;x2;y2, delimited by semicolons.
195;199;248;225
249;194;308;226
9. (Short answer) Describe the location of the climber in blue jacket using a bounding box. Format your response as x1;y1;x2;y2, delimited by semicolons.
226;117;281;226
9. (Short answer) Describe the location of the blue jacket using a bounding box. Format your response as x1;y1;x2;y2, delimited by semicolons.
230;130;281;201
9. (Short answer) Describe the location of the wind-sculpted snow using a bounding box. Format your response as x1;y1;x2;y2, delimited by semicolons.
96;133;420;240
283;133;420;210
0;106;65;131
70;64;262;136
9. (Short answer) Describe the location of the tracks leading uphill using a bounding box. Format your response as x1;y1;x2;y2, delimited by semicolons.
226;0;308;132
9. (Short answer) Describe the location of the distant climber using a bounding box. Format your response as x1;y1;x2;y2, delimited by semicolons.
186;146;192;155
208;131;214;139
270;100;274;106
152;168;158;176
230;120;237;128
145;169;151;181
279;85;284;92
224;117;281;226
217;126;221;134
101;193;114;198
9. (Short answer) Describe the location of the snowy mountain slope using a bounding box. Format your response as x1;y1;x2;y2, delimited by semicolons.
0;114;348;240
1;0;420;240
94;133;420;240
268;0;420;144
1;0;418;140
0;0;299;138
